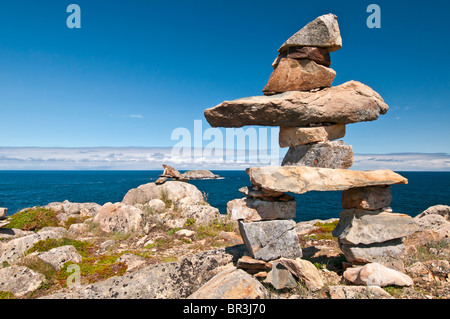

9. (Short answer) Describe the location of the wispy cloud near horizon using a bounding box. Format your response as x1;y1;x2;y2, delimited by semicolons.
0;147;449;171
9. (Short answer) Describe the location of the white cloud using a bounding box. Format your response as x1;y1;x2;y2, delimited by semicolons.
0;148;448;171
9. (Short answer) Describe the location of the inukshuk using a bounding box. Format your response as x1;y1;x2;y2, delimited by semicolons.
204;14;418;269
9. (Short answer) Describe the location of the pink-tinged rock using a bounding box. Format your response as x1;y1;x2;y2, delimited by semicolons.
279;124;345;148
341;186;392;210
343;263;414;287
263;58;336;94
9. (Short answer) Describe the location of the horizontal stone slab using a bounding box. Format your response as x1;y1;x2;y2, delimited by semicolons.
227;197;296;222
204;81;388;128
279;124;345;148
281;140;353;169
239;220;302;261
246;166;408;194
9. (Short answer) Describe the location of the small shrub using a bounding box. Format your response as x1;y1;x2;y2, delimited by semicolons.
6;207;59;231
0;291;16;299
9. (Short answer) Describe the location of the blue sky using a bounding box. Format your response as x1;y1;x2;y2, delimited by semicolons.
0;0;449;166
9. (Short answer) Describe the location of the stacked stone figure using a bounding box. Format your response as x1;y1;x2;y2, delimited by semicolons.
205;14;417;269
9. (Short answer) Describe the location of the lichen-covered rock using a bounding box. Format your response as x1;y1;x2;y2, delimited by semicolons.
188;268;269;299
0;229;64;264
31;245;82;270
238;220;302;261
281;140;353;169
93;202;145;234
122;181;204;206
41;248;243;299
278;13;342;53
227;197;296;222
0;265;45;297
332;209;419;245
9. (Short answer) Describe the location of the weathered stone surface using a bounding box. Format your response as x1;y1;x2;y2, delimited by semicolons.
263;58;336;94
147;199;166;213
278;257;324;291
246;166;408;195
44;201;101;222
278;13;342;53
188;268;269;299
227;197;296;222
339;239;406;271
407;213;450;245
122;181;204;206
0;229;63;264
204;81;388;128
263;261;298;290
32;245;82;270
239;220;301;261
281;140;353;169
279;124;345;148
342;186;392;210
406;260;450;283
416;204;450;221
329;285;393;299
332;209;419;245
0;266;45;297
93;202;145;234
274;46;331;69
41;248;243;299
343;263;414;287
116;253;147;271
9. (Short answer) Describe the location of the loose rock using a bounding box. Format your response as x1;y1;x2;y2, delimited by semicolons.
188;268;269;299
343;262;414;287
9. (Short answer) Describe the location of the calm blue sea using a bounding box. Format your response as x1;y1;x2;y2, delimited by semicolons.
0;171;449;222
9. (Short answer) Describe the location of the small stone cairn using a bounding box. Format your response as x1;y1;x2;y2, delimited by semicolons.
204;14;418;270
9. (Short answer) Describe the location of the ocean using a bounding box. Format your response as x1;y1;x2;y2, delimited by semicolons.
0;170;449;222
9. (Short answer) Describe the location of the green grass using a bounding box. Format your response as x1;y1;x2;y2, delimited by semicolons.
26;237;94;258
306;220;339;240
6;207;59;231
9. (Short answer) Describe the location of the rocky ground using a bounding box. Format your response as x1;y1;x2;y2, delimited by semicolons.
0;182;448;299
